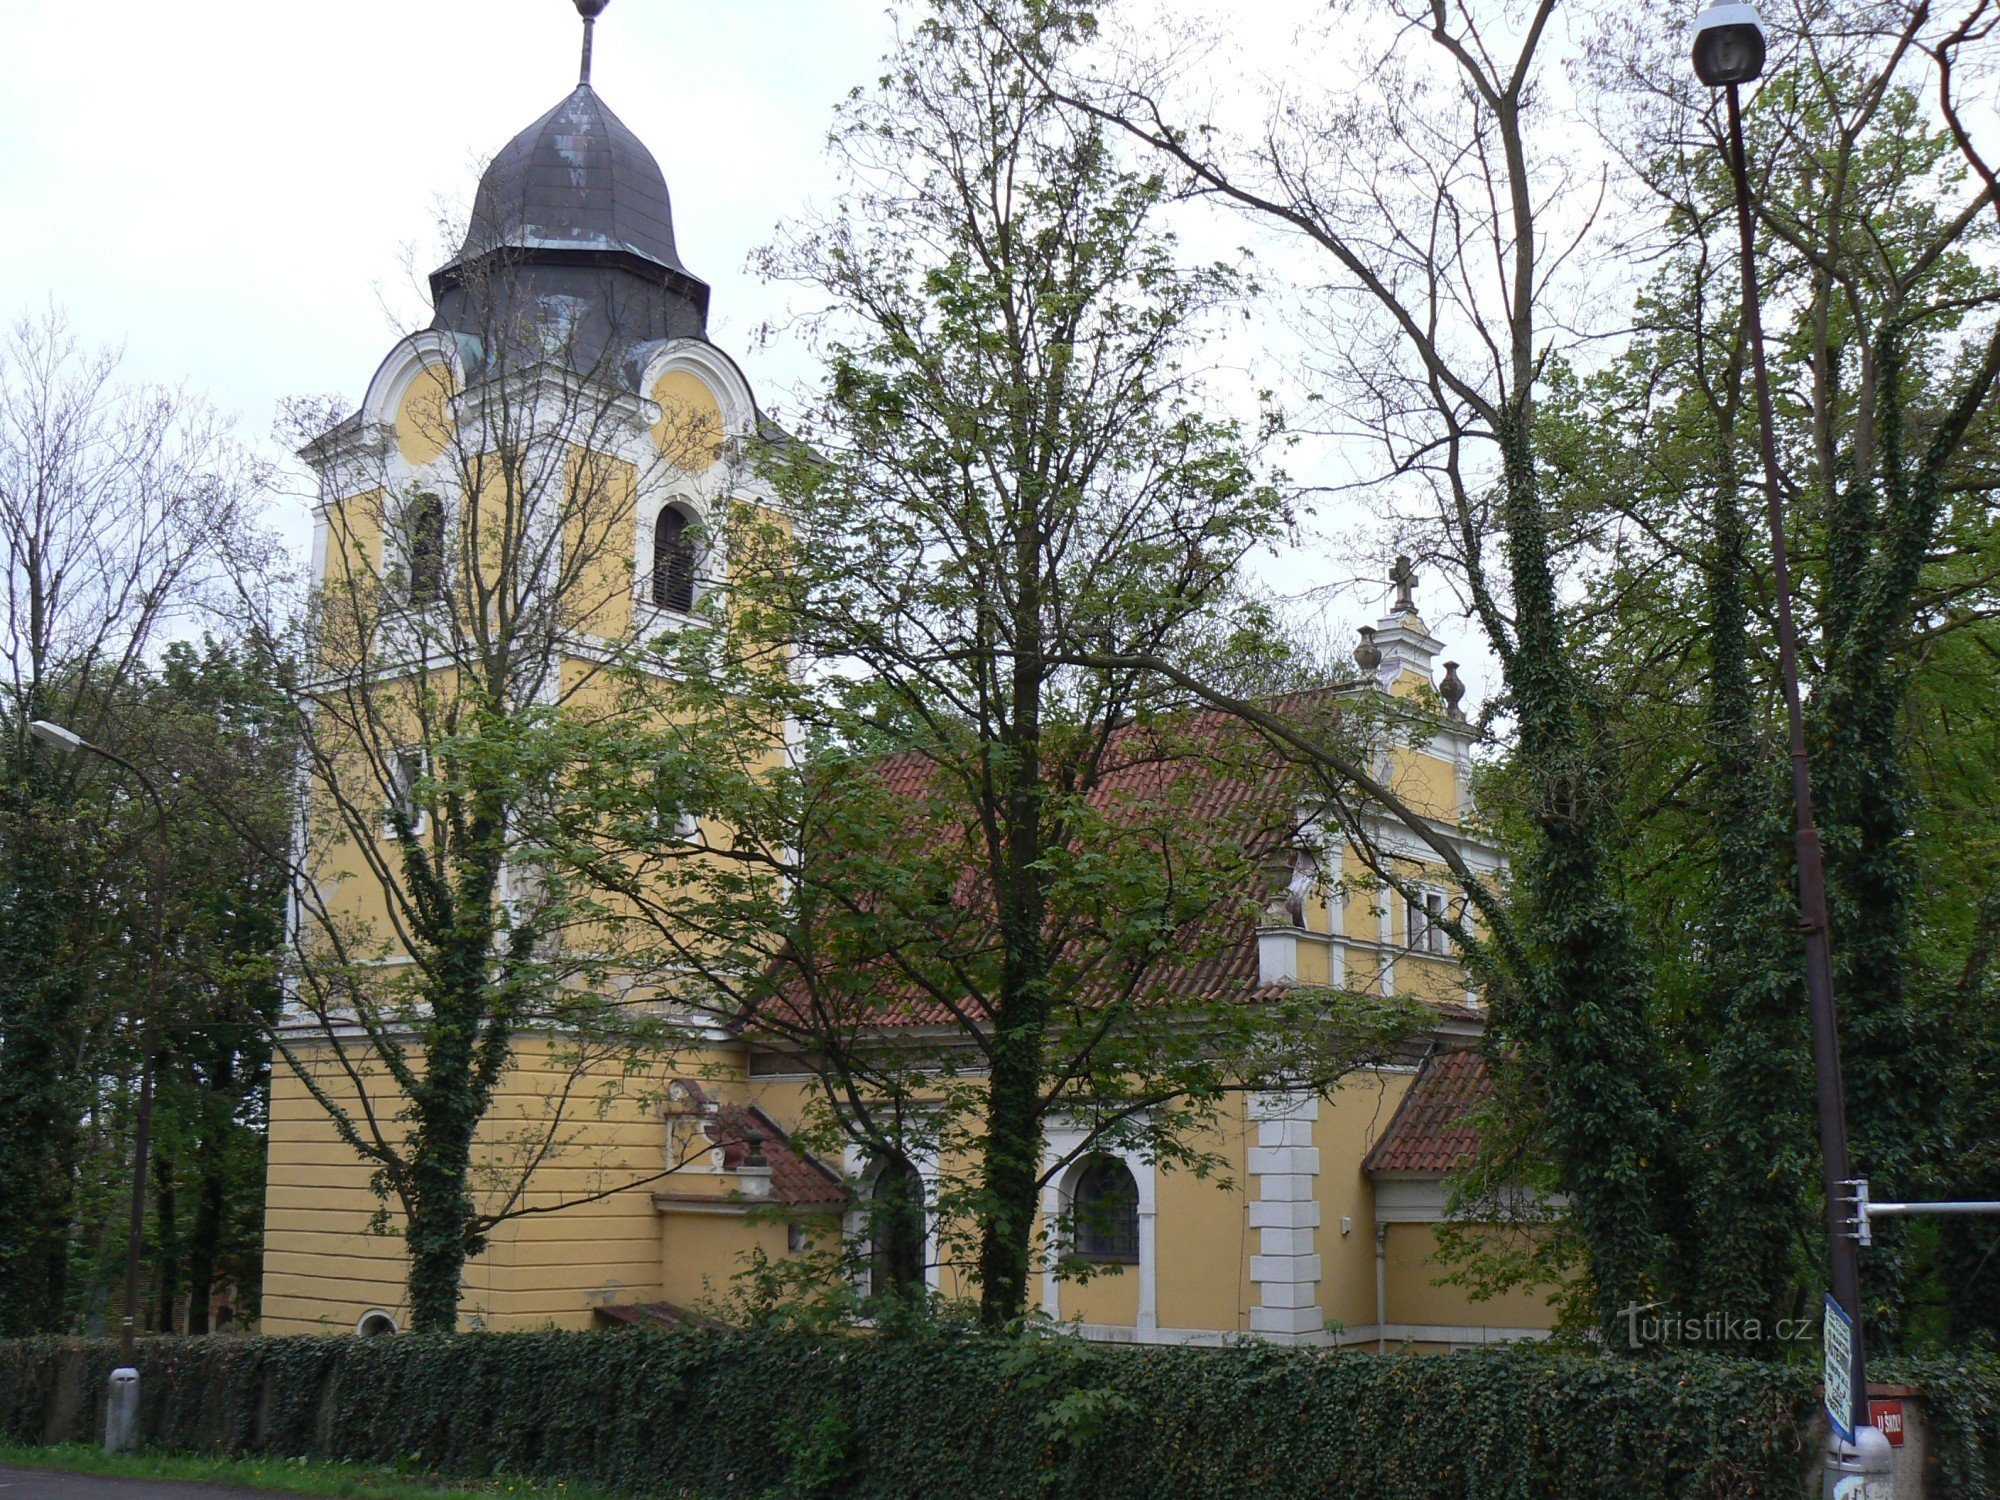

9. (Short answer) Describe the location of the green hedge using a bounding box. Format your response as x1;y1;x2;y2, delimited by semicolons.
0;1330;1988;1499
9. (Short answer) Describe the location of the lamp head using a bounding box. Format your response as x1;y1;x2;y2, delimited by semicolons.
1692;2;1766;87
575;0;610;18
29;720;84;754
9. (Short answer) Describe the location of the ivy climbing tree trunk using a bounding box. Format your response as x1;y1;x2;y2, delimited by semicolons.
1489;409;1683;1332
1695;472;1812;1336
397;812;514;1334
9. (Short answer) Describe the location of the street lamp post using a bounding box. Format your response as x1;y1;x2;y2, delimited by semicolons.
1689;6;1890;1491
28;719;169;1454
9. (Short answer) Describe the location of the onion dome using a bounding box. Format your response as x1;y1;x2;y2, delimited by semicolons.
450;86;698;288
429;2;710;375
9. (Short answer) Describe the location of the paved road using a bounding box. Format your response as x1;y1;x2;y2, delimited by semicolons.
0;1470;301;1500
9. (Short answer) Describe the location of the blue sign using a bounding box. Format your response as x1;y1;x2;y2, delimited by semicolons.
1823;1293;1855;1444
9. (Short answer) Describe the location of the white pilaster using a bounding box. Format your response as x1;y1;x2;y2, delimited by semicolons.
1378;898;1396;995
1245;1090;1325;1344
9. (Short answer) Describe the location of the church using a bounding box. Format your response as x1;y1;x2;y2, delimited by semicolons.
259;0;1558;1353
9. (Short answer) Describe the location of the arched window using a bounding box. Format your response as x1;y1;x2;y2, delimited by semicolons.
1071;1155;1139;1264
868;1154;925;1300
356;1309;398;1337
651;505;697;613
405;492;446;607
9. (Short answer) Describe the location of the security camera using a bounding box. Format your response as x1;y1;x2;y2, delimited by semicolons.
1692;2;1767;87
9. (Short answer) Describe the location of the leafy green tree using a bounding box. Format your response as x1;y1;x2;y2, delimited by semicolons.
1577;0;2000;1343
567;0;1419;1327
136;639;293;1332
0;310;259;1334
0;637;295;1337
1036;0;1692;1336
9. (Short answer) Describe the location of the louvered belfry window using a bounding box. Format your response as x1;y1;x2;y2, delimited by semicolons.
405;492;446;607
651;506;696;612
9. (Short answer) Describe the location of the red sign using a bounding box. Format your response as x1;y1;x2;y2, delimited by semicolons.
1869;1399;1905;1447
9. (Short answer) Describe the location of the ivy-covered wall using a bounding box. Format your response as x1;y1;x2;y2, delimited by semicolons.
3;1332;1997;1498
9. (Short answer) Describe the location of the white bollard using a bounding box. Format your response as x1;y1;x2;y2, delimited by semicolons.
104;1366;139;1453
1824;1425;1895;1499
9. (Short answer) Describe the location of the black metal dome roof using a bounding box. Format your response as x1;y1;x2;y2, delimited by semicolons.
428;78;711;372
455;84;691;276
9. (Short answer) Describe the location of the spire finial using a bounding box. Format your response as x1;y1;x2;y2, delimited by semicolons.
575;0;610;86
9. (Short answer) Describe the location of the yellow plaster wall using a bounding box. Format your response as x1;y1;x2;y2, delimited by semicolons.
651;370;725;472
659;1211;792;1311
1325;843;1482;1009
1065;1264;1139;1327
1382;1222;1556;1333
1152;1110;1253;1334
566;448;642;642
266;1040;1555;1343
396;364;456;467
320;489;387;596
1383;740;1461;827
1314;1072;1414;1330
1294;937;1331;986
262;1035;733;1334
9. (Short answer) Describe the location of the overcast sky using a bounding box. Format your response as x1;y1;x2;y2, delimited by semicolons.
0;1;890;419
0;0;1471;686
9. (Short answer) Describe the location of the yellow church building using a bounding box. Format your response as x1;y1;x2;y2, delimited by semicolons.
259;4;1556;1355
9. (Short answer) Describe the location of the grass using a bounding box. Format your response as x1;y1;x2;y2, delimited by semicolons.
0;1444;635;1500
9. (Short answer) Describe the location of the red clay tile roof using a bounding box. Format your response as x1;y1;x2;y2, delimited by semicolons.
739;692;1491;1039
1363;1046;1493;1175
750;707;1314;1033
665;1081;849;1209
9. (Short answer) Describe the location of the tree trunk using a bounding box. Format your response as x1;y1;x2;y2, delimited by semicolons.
404;992;486;1333
978;553;1050;1327
400;843;508;1334
403;1149;477;1333
978;976;1049;1325
1807;330;1982;1345
183;1045;238;1338
184;1165;225;1337
152;1144;179;1334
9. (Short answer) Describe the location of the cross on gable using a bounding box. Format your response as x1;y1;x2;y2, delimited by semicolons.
1390;554;1418;613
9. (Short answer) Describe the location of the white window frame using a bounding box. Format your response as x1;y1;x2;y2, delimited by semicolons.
1040;1127;1157;1337
841;1142;941;1301
383;746;428;839
1405;887;1452;957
